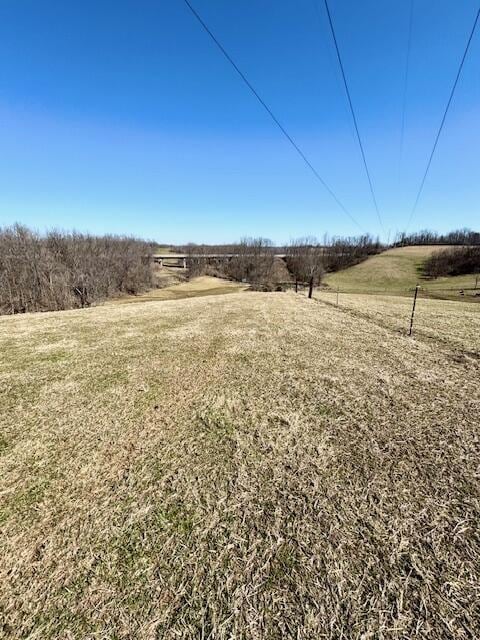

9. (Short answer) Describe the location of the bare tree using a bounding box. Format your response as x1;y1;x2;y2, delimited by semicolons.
286;238;324;298
322;234;382;272
225;238;275;285
393;228;480;247
0;224;156;315
423;246;480;278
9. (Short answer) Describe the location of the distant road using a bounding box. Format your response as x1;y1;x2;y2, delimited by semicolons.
151;253;288;267
152;253;287;259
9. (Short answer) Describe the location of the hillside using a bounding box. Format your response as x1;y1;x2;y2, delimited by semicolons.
1;292;479;638
324;245;479;296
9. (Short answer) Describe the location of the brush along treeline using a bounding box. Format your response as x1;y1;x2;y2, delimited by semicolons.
423;245;480;278
0;224;156;314
186;235;383;287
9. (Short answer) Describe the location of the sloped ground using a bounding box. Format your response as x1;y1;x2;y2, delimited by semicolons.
324;245;479;297
314;289;480;356
1;292;479;639
112;275;248;304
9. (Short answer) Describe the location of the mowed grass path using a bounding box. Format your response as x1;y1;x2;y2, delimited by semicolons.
324;245;480;296
1;292;479;638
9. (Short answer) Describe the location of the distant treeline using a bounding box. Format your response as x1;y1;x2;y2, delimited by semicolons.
186;238;278;285
394;228;480;247
184;235;382;286
6;222;478;316
424;246;480;279
322;235;383;272
0;225;155;315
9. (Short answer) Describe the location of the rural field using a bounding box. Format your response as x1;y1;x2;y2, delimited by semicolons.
2;0;479;636
314;290;480;355
324;245;480;297
1;288;479;638
111;276;248;305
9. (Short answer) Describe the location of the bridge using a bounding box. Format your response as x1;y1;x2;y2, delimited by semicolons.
152;253;287;268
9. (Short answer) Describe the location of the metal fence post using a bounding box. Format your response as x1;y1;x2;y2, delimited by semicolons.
408;285;420;336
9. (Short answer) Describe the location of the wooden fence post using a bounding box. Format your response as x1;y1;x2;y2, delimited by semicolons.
308;277;314;299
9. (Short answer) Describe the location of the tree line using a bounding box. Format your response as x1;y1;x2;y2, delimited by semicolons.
0;227;382;315
423;246;480;279
0;224;155;315
185;238;277;284
394;228;480;247
185;234;382;294
285;235;382;296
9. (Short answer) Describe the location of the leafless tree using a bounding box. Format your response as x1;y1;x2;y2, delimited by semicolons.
322;234;382;272
224;238;275;285
393;228;480;247
286;238;324;298
0;224;156;315
423;246;480;279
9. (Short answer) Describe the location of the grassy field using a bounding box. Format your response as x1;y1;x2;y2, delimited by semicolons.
314;289;480;355
1;291;479;638
324;245;480;297
153;246;177;254
113;276;248;304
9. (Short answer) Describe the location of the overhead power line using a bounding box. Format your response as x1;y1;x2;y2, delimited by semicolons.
406;5;480;230
181;0;365;233
322;0;385;234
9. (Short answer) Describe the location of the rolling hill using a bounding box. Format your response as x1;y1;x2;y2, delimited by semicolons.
324;245;479;297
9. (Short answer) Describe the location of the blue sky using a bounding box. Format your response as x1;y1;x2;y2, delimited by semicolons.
0;0;478;244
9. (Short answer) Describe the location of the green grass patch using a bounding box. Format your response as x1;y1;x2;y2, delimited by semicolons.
0;479;50;524
324;246;480;299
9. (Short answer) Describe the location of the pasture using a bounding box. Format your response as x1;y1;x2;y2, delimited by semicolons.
113;276;248;304
314;289;480;355
324;245;480;296
1;290;479;638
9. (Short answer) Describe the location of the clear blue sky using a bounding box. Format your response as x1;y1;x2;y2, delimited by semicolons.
0;1;478;244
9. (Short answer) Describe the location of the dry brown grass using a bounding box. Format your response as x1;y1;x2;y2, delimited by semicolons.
1;292;479;638
314;289;480;356
111;275;249;305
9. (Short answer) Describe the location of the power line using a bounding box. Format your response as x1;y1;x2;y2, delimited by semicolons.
406;5;480;230
399;0;415;168
181;0;365;233
322;0;385;234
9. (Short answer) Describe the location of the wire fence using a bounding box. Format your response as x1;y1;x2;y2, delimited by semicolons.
232;278;479;352
305;285;480;356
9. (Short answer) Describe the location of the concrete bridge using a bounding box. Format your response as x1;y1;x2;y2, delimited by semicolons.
152;253;287;269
